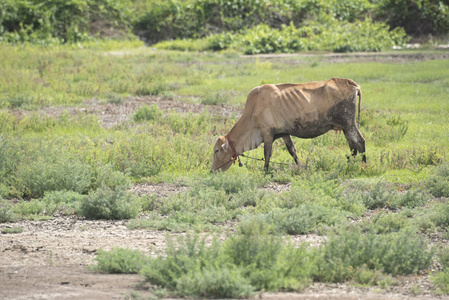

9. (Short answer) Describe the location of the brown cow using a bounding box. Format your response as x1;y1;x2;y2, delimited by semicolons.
210;77;366;172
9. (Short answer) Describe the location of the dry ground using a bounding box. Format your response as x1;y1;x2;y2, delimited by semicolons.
2;51;449;300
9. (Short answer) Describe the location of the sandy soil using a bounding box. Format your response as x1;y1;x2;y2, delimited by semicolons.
2;51;449;299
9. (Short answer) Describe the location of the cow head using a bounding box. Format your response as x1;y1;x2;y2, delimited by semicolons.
210;136;234;172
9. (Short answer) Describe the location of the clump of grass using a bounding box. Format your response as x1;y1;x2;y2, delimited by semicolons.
425;163;449;198
15;148;91;198
432;246;449;294
244;205;344;235
133;104;164;122
79;186;140;220
201;91;228;105
0;198;15;222
313;227;433;282
13;198;59;219
1;227;23;234
359;211;410;234
92;247;149;274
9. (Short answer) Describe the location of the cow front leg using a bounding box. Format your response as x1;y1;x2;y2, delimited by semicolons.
344;127;366;163
263;137;274;171
282;135;299;164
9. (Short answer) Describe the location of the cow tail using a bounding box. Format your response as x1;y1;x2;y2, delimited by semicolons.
357;88;362;129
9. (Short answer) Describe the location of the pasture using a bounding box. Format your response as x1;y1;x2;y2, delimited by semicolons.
1;45;449;299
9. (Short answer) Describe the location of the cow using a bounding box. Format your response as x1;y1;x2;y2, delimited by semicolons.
210;77;366;172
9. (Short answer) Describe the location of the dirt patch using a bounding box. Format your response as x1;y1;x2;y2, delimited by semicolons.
9;96;242;129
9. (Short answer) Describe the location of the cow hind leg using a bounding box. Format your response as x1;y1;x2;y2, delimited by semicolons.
344;127;366;163
282;135;299;164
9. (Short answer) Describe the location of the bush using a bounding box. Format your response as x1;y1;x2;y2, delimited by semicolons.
93;247;148;274
375;0;449;36
133;104;164;122
175;266;254;298
80;186;140;220
0;0;133;45
246;205;343;235
14;198;59;218
425;164;449;198
0;198;15;222
314;228;433;282
15;151;91;198
41;190;85;214
139;220;313;295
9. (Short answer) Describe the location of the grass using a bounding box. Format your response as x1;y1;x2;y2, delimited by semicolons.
1;44;448;296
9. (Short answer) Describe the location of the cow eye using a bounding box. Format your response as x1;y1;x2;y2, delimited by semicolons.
214;149;219;154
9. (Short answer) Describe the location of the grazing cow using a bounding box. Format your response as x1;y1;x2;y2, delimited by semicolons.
210;77;366;172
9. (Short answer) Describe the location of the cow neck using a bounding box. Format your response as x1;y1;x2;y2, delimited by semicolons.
225;134;239;159
225;134;243;167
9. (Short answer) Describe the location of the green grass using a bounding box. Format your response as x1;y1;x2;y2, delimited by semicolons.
1;45;448;296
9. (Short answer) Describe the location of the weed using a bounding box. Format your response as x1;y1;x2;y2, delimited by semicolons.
360;180;392;210
432;270;449;294
314;228;433;282
93;247;149;274
41;190;85;215
13;198;59;218
175;266;254;298
0;198;15;222
133;104;164;122
15;147;91;198
201;91;229;105
80;186;140;220
425;163;449;198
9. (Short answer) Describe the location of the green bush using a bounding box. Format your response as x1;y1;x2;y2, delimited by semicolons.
14;198;59;218
375;0;449;36
15;145;92;198
41;190;85;214
246;205;343;235
93;247;148;273
139;221;313;295
175;266;254;298
314;228;433;282
0;198;15;222
425;164;449;198
0;0;133;45
92;164;130;191
133;104;164;122
80;186;140;220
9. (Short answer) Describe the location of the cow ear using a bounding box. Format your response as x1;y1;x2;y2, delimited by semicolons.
221;141;228;152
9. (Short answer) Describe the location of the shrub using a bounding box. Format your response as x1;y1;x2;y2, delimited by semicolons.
0;198;15;222
80;186;140;220
0;0;133;45
93;247;148;273
246;205;343;235
175;266;254;298
92;164;130;191
360;180;392;209
14;198;59;218
133;104;164;122
15;151;92;198
432;270;449;294
41;190;85;214
224;219;312;291
425;164;449;198
314;228;433;282
375;0;449;36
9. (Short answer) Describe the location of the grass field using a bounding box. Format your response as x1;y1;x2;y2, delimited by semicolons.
1;44;449;297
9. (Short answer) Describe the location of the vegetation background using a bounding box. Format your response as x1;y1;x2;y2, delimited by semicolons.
1;0;449;298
